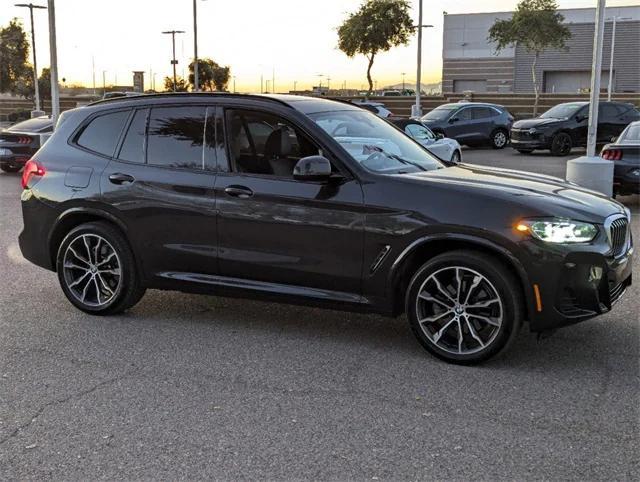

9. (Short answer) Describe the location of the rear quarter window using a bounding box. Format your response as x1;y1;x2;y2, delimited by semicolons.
76;110;130;157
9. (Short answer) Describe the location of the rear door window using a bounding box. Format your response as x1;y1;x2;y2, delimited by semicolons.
457;108;473;121
118;108;148;163
146;106;207;170
472;107;495;119
76;110;129;157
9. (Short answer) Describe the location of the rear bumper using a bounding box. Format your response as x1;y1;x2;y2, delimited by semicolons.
0;153;30;167
18;190;57;271
613;163;640;195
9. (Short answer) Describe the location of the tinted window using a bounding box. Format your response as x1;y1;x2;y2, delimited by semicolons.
147;106;207;169
227;109;320;177
118;109;147;163
599;103;623;119
457;109;472;121
76;110;129;156
472;107;495;119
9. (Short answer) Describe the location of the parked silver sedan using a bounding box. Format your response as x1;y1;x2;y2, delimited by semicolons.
391;118;462;163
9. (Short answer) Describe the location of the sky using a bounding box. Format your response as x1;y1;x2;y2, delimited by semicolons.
1;0;638;92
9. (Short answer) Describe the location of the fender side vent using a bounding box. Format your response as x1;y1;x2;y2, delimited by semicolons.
369;245;391;275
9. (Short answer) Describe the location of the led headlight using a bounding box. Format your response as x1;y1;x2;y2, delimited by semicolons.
519;219;598;243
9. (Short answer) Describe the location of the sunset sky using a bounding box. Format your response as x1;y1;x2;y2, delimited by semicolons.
1;0;638;92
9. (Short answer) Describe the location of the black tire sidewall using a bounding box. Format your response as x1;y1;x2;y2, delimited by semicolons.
405;251;522;365
551;133;572;156
56;222;140;315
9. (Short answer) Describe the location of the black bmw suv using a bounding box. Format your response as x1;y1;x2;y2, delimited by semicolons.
19;94;632;364
511;101;640;156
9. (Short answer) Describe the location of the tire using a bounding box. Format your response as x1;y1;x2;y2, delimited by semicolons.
405;250;523;365
516;149;533;154
1;163;22;173
550;132;572;156
490;129;508;149
56;221;146;315
450;150;461;163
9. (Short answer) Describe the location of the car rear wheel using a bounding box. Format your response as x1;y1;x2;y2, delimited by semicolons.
1;163;22;173
406;251;522;365
550;133;572;156
490;129;508;149
56;222;145;315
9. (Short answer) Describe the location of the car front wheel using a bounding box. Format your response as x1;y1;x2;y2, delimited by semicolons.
550;132;572;156
56;222;145;315
450;150;461;163
406;250;522;364
490;129;508;149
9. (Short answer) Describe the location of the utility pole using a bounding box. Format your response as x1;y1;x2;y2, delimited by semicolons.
193;0;199;91
586;0;606;157
607;16;631;101
401;72;406;91
15;3;47;114
47;0;60;125
102;70;106;95
162;30;185;91
92;56;96;96
233;76;236;93
272;67;275;94
412;0;434;117
293;80;297;92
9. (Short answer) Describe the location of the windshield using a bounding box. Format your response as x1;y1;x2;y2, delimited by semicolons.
422;105;459;121
309;110;444;174
619;124;640;144
540;103;585;119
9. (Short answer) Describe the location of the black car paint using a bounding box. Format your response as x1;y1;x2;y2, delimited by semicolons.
602;142;640;195
0;118;52;170
511;101;640;152
420;103;513;145
19;94;632;333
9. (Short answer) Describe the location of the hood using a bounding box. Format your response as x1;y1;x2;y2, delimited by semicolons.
397;164;625;222
513;118;562;129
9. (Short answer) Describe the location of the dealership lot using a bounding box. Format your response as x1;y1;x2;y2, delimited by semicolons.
0;149;638;479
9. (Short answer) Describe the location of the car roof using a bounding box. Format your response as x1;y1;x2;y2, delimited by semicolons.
435;102;505;109
88;92;362;115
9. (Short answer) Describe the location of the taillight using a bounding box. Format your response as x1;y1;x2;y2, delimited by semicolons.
601;149;622;161
17;136;32;144
21;159;46;189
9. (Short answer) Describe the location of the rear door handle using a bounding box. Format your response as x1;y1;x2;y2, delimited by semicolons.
224;185;253;199
109;173;135;185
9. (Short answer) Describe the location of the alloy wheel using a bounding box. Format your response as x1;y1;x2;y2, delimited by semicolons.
62;234;122;307
493;131;507;148
415;266;503;355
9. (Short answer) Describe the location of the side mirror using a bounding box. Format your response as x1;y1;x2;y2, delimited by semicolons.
436;132;445;140
293;155;332;181
449;117;459;124
575;114;587;123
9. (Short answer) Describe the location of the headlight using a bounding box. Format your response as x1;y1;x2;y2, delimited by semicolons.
517;218;598;243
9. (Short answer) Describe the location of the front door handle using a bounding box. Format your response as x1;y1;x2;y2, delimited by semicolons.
109;173;135;185
224;185;253;199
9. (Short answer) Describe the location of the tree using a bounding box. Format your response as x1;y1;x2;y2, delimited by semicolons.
0;18;30;94
163;76;189;92
337;0;414;95
488;0;571;115
188;58;231;91
15;67;51;104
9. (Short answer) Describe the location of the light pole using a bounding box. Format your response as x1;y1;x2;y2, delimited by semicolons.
606;16;632;101
102;70;106;95
192;0;201;91
47;0;59;124
15;3;47;114
233;76;236;93
412;0;434;117
401;72;406;91
162;30;185;91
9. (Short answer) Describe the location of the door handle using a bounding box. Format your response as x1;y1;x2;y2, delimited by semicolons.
109;173;135;185
224;185;253;199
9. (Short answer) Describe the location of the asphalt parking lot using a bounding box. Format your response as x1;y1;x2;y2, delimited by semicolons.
1;147;638;480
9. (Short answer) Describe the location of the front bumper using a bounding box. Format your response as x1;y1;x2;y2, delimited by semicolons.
510;129;553;150
526;218;633;332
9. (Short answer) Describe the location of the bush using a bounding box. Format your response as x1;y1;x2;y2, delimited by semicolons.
7;109;30;122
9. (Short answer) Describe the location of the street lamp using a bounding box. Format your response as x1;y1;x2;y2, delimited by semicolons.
162;30;185;92
47;0;60;124
401;72;406;91
606;16;632;101
15;3;47;114
412;0;434;117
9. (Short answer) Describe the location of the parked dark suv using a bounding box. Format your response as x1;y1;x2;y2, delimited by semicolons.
510;101;640;156
420;102;514;149
19;94;632;364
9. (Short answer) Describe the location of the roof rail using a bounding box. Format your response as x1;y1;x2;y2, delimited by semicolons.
88;92;295;109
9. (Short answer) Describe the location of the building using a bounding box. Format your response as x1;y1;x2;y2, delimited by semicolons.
442;6;640;94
